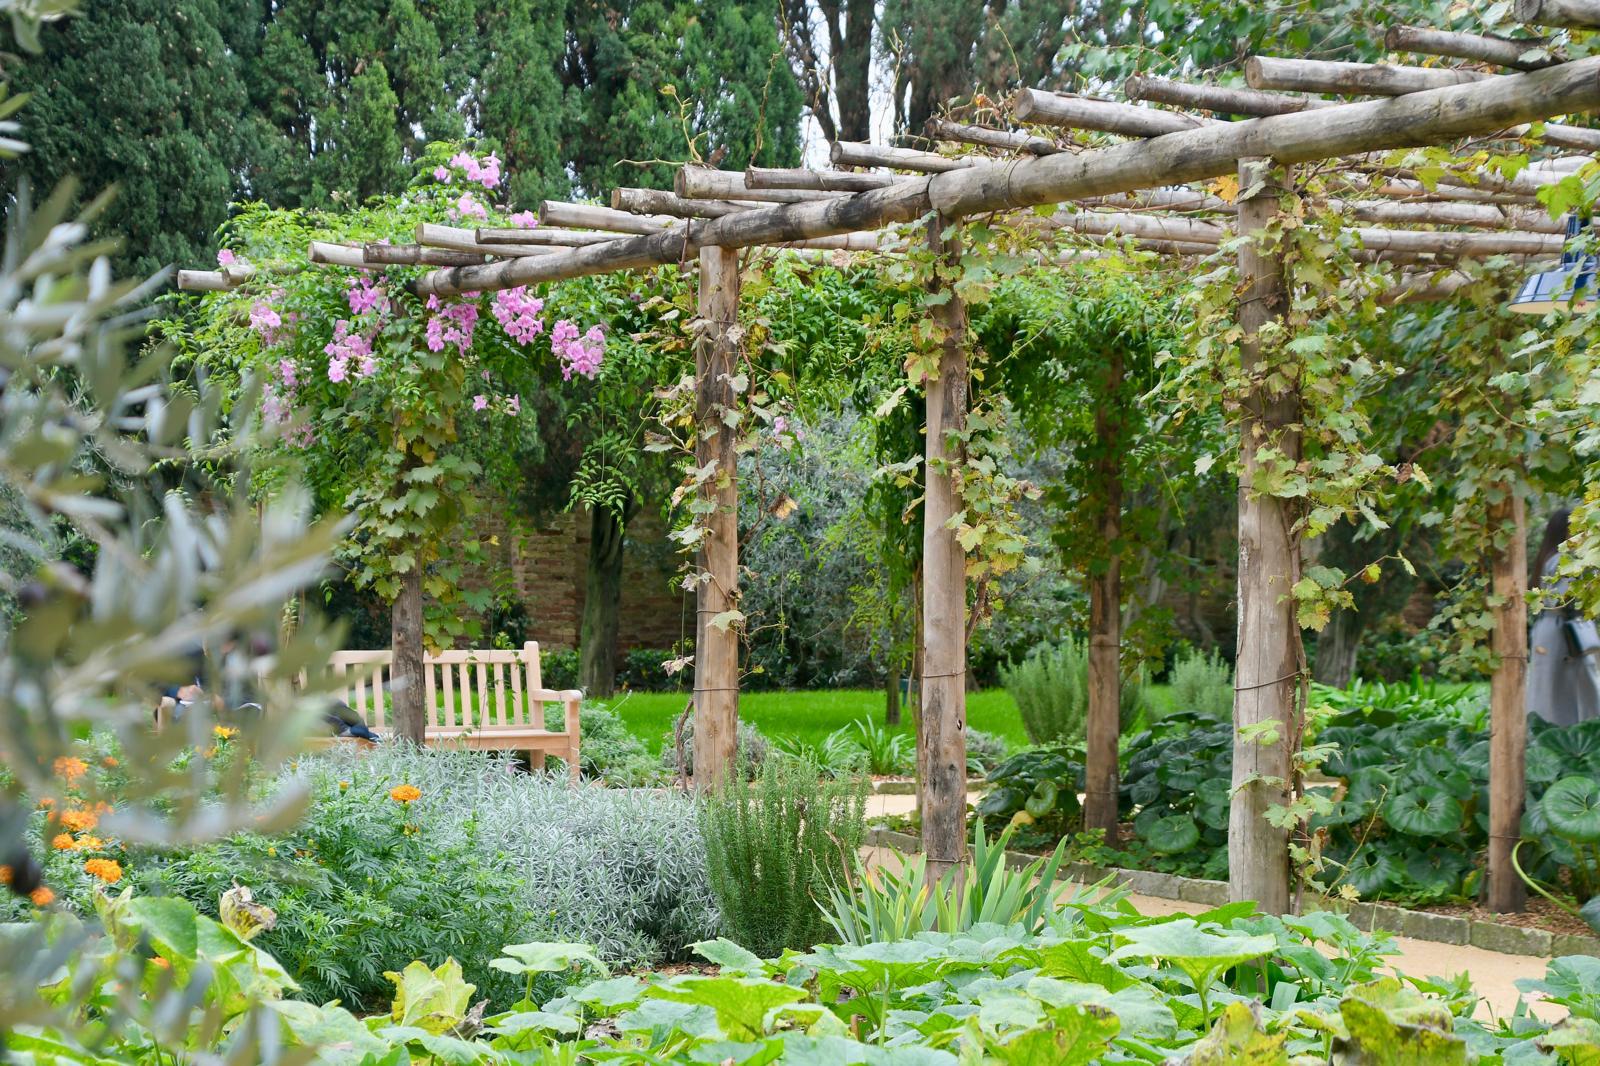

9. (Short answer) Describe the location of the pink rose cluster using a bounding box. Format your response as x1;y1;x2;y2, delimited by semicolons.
434;151;502;190
425;293;479;355
490;286;545;344
550;319;606;380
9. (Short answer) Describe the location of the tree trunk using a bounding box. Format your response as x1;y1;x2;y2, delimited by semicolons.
1229;159;1298;916
919;217;970;883
1085;350;1124;843
391;566;426;744
692;245;741;790
1487;485;1529;912
885;665;901;726
1312;608;1363;688
580;498;634;697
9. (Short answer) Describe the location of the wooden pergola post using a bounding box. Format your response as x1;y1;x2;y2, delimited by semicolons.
1084;352;1124;842
693;245;741;789
921;216;970;881
1487;484;1529;912
391;567;426;743
1229;159;1297;914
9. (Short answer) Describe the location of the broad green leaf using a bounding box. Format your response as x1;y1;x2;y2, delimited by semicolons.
1335;978;1466;1065
1538;1017;1600;1066
489;941;606;977
989;1004;1119;1065
1383;787;1462;837
693;937;766;974
269;1000;388;1057
126;896;199;976
1543;777;1600;844
384;958;475;1035
487;1010;581;1036
646;974;806;1040
1189;1001;1288;1065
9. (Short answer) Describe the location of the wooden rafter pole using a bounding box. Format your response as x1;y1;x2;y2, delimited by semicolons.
920;215;970;882
1385;25;1561;71
693;246;741;789
412;58;1600;296
1230;158;1297;914
1517;0;1600;28
1488;483;1530;911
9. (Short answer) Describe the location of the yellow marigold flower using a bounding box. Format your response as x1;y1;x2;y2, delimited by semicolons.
213;726;238;740
58;809;98;833
267;846;276;857
53;757;88;783
389;784;421;804
84;858;123;884
75;835;105;852
30;886;54;906
338;781;350;792
51;833;76;852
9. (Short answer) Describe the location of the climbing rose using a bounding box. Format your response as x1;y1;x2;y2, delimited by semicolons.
508;210;537;228
453;191;487;220
434;166;451;182
327;357;348;383
472;394;488;411
249;301;283;343
508;394;522;415
217;249;236;266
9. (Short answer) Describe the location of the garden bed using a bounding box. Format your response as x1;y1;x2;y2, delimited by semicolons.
865;827;1600;959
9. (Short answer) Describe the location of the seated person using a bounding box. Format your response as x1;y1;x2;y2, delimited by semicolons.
156;640;379;741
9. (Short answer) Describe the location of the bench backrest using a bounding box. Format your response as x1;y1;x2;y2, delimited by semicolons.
324;641;553;731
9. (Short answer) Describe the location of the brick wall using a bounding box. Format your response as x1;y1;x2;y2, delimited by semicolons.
455;507;687;653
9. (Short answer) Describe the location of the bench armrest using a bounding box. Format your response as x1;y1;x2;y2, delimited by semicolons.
529;688;584;703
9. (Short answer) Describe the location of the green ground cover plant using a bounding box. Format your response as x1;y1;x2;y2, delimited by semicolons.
977;679;1600;919
598;687;1039;753
5;742;720;1012
14;881;1598;1064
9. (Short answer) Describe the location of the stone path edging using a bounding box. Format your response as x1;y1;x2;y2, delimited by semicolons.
864;827;1600;959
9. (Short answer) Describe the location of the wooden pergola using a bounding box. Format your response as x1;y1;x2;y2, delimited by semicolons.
182;3;1600;913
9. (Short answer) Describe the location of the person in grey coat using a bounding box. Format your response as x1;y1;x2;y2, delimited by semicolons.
1528;508;1600;726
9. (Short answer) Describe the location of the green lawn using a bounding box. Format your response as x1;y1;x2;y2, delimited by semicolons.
594;687;1035;754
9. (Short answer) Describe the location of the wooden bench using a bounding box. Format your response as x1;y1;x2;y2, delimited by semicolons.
158;641;583;780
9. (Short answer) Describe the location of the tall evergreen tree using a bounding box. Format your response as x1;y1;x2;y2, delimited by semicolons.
1;0;262;277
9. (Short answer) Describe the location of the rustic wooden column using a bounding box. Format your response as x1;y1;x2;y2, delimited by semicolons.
391;567;426;743
693;245;741;789
1229;159;1297;914
920;216;970;882
1085;351;1124;843
1487;485;1529;912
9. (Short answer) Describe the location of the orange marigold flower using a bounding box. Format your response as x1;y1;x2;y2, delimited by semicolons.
389;784;421;804
102;757;119;768
53;757;88;782
30;886;54;906
94;802;113;815
150;956;170;970
84;858;123;884
51;833;76;852
0;864;12;885
37;797;55;809
58;809;98;833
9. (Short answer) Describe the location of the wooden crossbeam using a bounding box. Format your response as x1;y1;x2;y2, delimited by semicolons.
1124;74;1331;117
831;141;976;173
1517;0;1600;28
924;118;1062;154
611;188;754;219
1246;56;1487;95
1385;25;1561;70
1012;87;1209;137
412;57;1600;295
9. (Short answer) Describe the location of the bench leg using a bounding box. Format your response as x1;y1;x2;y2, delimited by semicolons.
526;748;546;773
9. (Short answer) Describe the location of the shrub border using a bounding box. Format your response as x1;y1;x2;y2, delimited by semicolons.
864;828;1600;959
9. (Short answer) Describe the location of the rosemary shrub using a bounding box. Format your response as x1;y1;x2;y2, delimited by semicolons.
700;754;867;956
